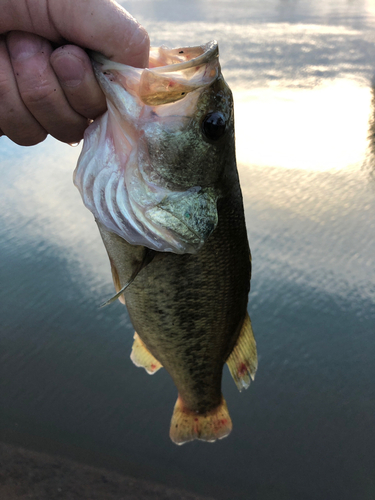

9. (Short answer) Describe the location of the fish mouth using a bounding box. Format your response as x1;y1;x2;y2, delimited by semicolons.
90;40;220;106
91;40;218;72
146;187;218;253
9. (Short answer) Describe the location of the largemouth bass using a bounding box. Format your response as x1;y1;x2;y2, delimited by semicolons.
74;41;257;444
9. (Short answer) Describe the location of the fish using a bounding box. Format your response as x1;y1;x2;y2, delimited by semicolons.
73;40;257;445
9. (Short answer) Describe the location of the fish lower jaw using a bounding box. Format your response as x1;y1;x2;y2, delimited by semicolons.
169;395;232;445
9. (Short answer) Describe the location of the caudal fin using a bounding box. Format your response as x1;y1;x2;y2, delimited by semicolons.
169;395;232;445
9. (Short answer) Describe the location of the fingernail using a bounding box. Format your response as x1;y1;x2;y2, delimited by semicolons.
7;33;43;61
52;52;85;88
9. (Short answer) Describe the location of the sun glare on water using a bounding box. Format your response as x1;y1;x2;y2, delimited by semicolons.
234;79;371;172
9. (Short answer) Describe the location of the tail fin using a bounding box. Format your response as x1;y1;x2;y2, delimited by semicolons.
169;395;232;445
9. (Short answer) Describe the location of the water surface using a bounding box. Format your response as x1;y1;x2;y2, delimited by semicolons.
1;1;375;499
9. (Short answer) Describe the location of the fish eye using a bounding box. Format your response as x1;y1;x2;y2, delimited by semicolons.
202;112;226;141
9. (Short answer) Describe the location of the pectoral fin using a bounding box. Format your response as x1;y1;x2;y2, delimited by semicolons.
100;248;155;308
226;313;257;391
109;259;125;305
130;333;162;375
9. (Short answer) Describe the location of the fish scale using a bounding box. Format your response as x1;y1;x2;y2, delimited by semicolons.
97;187;250;414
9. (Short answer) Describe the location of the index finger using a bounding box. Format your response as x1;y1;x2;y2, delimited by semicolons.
50;0;150;67
1;0;150;67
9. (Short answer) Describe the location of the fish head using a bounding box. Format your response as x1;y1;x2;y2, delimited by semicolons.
74;41;236;254
139;72;235;191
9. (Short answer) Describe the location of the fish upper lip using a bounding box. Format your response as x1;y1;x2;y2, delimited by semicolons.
148;40;219;73
89;40;219;73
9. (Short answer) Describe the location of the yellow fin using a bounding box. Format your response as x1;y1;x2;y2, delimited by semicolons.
169;395;232;445
226;312;258;392
130;333;162;375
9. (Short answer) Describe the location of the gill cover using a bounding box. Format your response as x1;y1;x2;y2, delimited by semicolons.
74;41;221;254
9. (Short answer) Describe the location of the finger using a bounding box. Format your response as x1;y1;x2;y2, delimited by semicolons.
50;45;107;119
0;35;47;146
2;0;150;68
50;0;150;67
6;31;89;144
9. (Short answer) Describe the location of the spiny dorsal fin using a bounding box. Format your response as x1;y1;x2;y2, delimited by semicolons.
130;332;162;375
226;312;257;392
100;248;155;308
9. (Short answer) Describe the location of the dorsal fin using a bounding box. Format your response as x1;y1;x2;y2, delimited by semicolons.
226;313;257;391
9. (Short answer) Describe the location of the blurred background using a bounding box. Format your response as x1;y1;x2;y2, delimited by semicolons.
1;1;375;499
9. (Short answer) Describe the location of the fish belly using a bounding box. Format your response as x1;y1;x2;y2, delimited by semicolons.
98;190;250;411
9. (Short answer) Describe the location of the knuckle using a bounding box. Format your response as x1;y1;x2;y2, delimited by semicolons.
21;82;57;106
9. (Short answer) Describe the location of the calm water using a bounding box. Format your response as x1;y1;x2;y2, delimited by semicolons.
1;1;375;499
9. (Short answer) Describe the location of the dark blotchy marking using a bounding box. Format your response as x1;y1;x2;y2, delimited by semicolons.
179;51;184;54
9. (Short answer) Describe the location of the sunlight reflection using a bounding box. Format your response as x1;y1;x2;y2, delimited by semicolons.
366;0;375;17
234;79;371;171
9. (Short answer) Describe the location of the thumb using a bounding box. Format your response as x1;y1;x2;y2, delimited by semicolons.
49;0;150;67
1;0;149;67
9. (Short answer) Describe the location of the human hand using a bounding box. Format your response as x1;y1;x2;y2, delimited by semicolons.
0;0;149;146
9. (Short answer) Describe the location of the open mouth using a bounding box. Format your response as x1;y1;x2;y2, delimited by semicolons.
90;40;220;106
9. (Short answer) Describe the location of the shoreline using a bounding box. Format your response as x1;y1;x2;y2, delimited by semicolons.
0;442;215;500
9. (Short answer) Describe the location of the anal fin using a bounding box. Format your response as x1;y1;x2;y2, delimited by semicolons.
130;332;162;375
169;395;232;445
226;312;258;391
